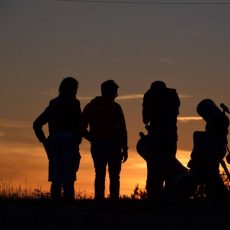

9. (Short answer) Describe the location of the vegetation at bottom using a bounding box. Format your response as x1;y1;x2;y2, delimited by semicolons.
0;172;230;201
0;180;144;200
1;177;230;230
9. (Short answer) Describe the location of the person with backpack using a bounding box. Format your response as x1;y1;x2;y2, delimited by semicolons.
142;81;180;199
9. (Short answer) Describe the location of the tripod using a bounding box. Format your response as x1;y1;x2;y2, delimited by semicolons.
220;103;230;182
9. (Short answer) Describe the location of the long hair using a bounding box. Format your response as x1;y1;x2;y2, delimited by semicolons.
58;77;78;97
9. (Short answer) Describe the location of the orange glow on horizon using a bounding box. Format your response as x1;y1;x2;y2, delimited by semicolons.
0;140;229;198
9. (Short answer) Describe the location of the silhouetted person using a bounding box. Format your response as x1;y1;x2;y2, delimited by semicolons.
33;77;82;200
142;81;180;199
82;80;128;201
188;99;229;198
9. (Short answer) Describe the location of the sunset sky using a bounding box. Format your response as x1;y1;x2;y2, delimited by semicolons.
1;0;230;197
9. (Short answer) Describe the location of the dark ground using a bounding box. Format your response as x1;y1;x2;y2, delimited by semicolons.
1;198;230;230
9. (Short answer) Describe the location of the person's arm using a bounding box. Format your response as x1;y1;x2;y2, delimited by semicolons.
33;108;48;144
142;93;150;125
117;105;128;163
33;107;50;158
174;89;181;113
75;100;83;144
82;105;92;142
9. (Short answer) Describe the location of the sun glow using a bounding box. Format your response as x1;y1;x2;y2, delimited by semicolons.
2;140;230;198
0;138;198;197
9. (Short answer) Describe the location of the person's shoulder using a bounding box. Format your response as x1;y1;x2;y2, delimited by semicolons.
49;97;57;102
144;89;152;96
113;101;123;110
143;89;153;102
48;97;59;105
166;88;180;99
75;98;80;105
168;88;180;108
83;101;92;111
167;88;178;94
83;97;99;110
88;97;100;105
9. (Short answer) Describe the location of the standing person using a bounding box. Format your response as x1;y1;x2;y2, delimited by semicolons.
142;81;180;199
82;80;128;201
33;77;82;200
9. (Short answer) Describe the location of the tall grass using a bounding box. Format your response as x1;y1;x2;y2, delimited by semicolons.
1;173;229;200
0;179;94;200
0;179;50;200
0;179;140;200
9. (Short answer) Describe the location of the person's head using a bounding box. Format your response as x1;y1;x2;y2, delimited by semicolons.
150;81;166;91
101;80;119;100
59;77;78;98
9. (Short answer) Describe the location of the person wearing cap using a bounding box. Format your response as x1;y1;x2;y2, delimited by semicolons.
33;77;82;200
82;80;128;201
142;81;180;199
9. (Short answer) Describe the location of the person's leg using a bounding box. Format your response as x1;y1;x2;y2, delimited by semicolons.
108;156;122;200
146;159;164;200
163;142;177;197
63;181;75;201
50;182;62;200
93;155;107;201
61;134;81;201
49;134;63;200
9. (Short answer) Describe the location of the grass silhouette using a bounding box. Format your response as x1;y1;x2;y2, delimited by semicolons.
1;180;230;230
